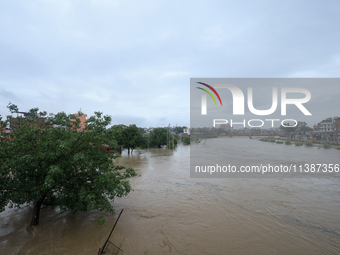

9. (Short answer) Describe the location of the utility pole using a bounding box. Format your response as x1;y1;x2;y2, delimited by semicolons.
168;124;170;153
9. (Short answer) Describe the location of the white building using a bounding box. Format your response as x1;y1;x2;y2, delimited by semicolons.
314;118;335;134
314;117;340;142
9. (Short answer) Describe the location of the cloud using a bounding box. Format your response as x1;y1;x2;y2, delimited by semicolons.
0;89;19;101
0;0;339;128
110;115;147;126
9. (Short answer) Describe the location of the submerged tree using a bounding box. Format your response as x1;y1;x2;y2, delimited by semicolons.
110;124;144;154
182;136;190;145
0;103;136;226
122;124;143;154
149;127;168;148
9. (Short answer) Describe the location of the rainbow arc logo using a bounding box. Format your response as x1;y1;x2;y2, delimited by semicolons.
196;82;222;106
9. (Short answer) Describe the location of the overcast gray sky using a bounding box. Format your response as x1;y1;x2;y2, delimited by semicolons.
1;0;339;128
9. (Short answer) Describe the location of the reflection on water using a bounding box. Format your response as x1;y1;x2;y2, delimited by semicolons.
1;137;340;254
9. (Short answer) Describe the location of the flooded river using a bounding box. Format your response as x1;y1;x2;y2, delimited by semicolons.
1;137;340;254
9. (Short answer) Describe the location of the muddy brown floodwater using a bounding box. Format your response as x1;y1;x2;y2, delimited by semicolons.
1;137;340;254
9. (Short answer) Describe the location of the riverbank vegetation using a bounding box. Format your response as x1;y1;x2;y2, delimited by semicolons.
110;126;179;151
295;141;303;146
323;143;331;149
182;136;190;145
258;136;338;150
305;141;313;147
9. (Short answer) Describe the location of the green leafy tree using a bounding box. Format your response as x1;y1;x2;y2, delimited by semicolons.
173;126;187;134
169;136;178;149
111;124;127;145
110;124;145;154
182;136;190;145
280;121;312;138
280;122;298;135
150;127;168;148
280;121;312;132
110;124;128;154
296;121;312;131
137;135;149;149
122;124;143;154
0;104;136;226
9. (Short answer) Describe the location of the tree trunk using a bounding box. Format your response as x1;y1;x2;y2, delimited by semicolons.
31;195;46;226
128;148;130;154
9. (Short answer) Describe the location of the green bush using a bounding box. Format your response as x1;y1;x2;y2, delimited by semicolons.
336;147;340;150
323;143;331;149
270;139;276;143
305;141;313;147
169;137;178;149
285;140;291;145
182;136;190;145
295;141;303;146
276;141;284;144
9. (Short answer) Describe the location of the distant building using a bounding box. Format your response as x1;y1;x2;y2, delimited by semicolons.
2;112;88;137
183;128;190;136
220;124;233;132
69;113;88;131
313;117;340;143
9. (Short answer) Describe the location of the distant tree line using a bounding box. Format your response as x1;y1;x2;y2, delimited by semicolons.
110;125;179;153
173;126;187;134
280;121;312;136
